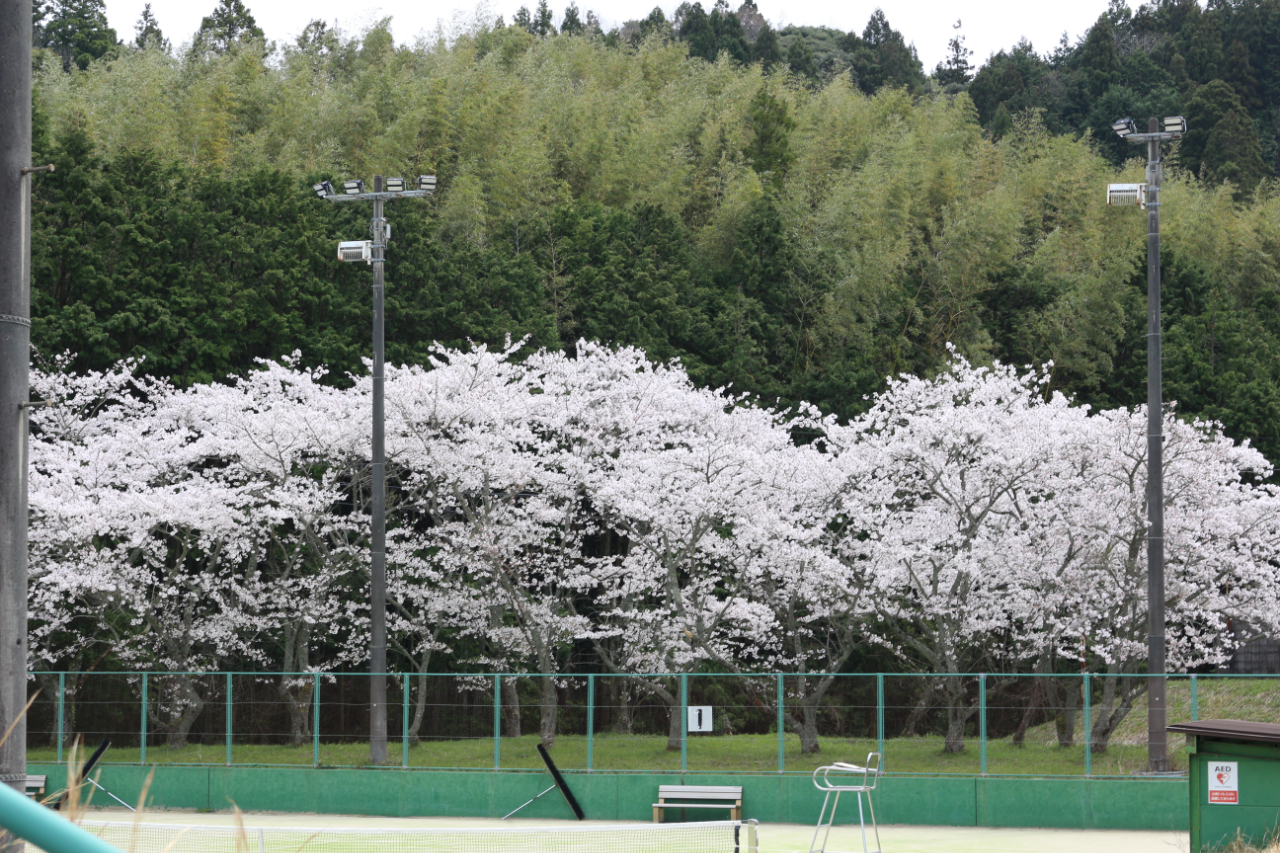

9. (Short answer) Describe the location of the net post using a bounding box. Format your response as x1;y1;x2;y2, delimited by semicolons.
876;673;885;768
1083;672;1092;778
402;674;409;768
776;674;784;774
680;674;688;774
1190;674;1198;722
978;673;987;776
140;672;147;765
312;673;320;768
586;674;594;773
225;672;232;767
494;674;501;770
56;672;64;764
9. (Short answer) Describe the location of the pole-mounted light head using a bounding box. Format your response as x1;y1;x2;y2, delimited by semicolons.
343;179;365;195
1111;118;1137;139
1162;115;1187;135
418;175;437;194
312;180;335;198
384;177;407;192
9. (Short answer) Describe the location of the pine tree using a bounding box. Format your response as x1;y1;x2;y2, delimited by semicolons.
533;0;556;37
1205;109;1272;196
133;3;167;51
786;37;816;81
1224;39;1261;111
752;22;781;70
195;0;264;54
45;0;118;70
934;33;973;86
1078;17;1121;98
560;4;584;36
743;85;796;187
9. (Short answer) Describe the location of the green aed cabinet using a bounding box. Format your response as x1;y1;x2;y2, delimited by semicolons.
1169;720;1280;851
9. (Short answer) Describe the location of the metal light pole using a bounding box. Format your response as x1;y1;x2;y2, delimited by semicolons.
1;0;34;829
1108;115;1185;773
317;174;434;764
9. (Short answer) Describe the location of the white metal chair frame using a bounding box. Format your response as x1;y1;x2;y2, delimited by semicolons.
809;753;881;853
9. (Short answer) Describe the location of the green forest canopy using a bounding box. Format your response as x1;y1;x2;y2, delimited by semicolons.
26;0;1280;464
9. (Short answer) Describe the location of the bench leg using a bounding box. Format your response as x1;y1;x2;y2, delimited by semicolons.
653;805;661;823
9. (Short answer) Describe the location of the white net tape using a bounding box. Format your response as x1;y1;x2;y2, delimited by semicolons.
45;819;758;853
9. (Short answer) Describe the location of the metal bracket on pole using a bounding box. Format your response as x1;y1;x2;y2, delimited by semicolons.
19;164;53;176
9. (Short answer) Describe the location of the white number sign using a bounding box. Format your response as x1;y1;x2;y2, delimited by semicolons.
688;706;713;733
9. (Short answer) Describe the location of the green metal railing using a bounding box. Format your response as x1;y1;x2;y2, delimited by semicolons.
24;670;1277;778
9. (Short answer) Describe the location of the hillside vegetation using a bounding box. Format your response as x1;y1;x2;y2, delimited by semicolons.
28;7;1280;463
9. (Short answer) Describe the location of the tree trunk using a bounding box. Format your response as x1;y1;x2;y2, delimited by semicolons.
779;675;831;755
539;675;558;749
666;698;683;751
277;621;312;746
610;678;633;734
408;672;429;746
941;676;973;754
900;690;933;737
1049;677;1080;748
1010;680;1040;747
147;674;206;750
1089;670;1146;754
502;676;521;739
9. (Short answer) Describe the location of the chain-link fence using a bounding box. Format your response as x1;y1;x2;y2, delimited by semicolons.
24;672;1279;776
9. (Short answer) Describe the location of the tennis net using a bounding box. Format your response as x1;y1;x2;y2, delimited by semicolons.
50;819;759;853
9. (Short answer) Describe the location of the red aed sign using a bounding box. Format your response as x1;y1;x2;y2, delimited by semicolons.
1208;762;1239;805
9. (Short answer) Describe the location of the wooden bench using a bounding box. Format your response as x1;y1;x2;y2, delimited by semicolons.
21;775;46;799
653;784;742;822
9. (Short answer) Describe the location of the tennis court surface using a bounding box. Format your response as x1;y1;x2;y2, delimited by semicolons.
45;810;1191;853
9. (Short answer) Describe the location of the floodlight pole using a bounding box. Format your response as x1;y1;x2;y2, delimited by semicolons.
0;0;34;835
1116;117;1172;772
1143;118;1167;773
322;175;432;765
370;177;388;766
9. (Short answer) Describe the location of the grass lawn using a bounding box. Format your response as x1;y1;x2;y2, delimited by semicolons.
29;676;1276;776
24;731;1169;776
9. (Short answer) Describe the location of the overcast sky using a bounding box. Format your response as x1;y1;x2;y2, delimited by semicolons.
102;0;1138;71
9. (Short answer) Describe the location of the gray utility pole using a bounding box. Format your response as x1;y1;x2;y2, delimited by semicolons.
319;173;434;765
1;0;34;827
1144;117;1167;774
1109;114;1184;773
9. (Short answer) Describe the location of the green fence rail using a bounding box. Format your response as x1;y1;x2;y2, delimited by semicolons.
22;671;1278;778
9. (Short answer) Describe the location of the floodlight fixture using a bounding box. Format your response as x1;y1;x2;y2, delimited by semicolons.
1111;118;1137;138
338;240;372;263
1162;115;1187;135
418;175;437;194
384;177;407;192
1107;183;1147;208
312;181;333;199
343;179;365;195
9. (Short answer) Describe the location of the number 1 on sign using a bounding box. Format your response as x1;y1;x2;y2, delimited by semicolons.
688;706;713;733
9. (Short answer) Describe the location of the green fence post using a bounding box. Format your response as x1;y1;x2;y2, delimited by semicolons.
876;673;885;768
494;675;501;770
402;675;410;769
680;674;688;774
777;673;784;774
1083;672;1092;778
586;674;595;773
979;673;987;776
225;672;232;767
312;673;320;768
56;672;64;765
140;672;147;766
1190;674;1199;722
